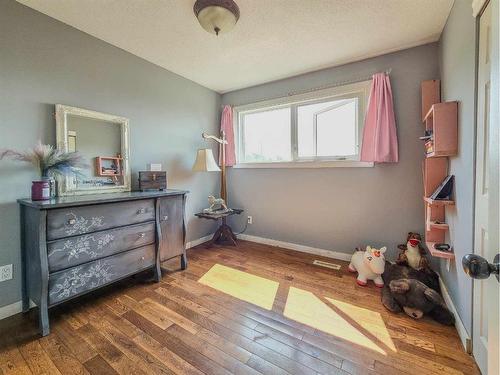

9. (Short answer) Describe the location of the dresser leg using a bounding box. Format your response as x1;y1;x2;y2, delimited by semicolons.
21;264;29;313
20;207;30;313
39;302;50;337
153;263;161;283
180;254;188;270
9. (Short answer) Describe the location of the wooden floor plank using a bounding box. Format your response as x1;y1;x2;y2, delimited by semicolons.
0;346;33;375
115;295;174;331
88;313;176;375
39;334;90;375
51;320;98;364
142;298;199;334
148;285;337;375
156;275;363;371
0;241;479;375
75;324;148;375
167;324;262;375
131;329;205;375
153;284;348;374
18;341;62;375
83;355;118;375
123;310;235;375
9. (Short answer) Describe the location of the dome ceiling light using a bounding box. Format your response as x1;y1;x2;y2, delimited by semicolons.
193;0;240;36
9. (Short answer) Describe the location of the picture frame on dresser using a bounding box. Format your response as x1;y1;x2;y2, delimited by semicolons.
18;190;188;336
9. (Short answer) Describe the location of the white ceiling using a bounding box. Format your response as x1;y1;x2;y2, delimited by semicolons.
17;0;454;93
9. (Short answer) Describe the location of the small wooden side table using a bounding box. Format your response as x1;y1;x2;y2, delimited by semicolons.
195;209;243;248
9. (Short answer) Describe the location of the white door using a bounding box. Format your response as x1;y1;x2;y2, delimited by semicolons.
486;1;499;373
468;1;499;374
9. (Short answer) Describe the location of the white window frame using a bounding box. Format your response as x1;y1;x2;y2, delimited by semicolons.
233;80;373;168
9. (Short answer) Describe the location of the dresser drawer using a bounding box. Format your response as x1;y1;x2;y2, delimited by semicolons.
47;199;155;240
48;244;155;305
47;222;155;272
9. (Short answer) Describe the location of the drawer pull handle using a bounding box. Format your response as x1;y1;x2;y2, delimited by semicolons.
139;233;146;238
163;215;168;221
141;256;145;261
137;208;146;214
67;218;76;225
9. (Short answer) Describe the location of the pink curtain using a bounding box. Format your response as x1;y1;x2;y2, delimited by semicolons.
219;105;236;167
360;73;399;163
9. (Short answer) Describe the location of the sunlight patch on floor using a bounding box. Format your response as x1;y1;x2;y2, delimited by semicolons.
198;264;279;310
284;287;394;355
325;297;396;352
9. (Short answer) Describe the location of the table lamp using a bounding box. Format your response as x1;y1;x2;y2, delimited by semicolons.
192;131;228;202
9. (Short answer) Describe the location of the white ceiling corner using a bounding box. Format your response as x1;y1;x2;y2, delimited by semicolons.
17;0;454;93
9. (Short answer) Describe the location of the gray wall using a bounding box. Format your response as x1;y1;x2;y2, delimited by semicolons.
0;0;220;308
437;0;477;336
222;44;439;258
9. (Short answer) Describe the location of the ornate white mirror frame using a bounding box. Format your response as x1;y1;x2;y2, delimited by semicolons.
55;104;131;196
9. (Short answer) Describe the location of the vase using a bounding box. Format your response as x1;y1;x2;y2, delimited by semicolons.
31;180;51;201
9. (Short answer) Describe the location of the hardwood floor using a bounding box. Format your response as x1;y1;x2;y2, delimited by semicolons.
0;241;479;374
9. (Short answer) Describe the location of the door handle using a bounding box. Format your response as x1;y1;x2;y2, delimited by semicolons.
462;254;500;282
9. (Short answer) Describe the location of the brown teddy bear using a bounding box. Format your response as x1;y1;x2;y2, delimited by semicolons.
396;232;430;270
381;262;455;325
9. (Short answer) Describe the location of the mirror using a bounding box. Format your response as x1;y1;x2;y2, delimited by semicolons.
55;104;131;195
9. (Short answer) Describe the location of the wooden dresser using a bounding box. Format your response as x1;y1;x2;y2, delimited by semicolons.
18;190;188;336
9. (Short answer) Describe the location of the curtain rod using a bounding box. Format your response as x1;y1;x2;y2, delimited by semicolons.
223;68;392;108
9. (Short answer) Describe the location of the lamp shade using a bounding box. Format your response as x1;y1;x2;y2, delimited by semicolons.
193;149;221;172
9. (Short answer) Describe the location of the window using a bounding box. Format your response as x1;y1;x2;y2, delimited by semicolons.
234;81;371;167
240;107;291;163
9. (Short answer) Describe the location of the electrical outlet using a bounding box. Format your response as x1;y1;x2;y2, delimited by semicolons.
0;264;13;282
247;216;253;224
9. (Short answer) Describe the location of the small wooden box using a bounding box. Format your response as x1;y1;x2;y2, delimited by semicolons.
138;171;167;191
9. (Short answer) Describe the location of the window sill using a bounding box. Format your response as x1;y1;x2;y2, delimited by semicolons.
232;160;374;169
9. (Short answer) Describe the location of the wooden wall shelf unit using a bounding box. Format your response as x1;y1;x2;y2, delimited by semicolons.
423;102;458;157
428;221;449;231
423;197;455;206
420;80;457;260
426;242;455;259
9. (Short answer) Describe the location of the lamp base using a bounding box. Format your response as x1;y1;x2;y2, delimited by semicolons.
207;223;237;248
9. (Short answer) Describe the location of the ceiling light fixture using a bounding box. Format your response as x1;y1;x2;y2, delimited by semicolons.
193;0;240;36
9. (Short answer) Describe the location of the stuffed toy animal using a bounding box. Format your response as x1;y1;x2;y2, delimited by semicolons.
381;262;455;325
348;246;386;287
396;232;430;270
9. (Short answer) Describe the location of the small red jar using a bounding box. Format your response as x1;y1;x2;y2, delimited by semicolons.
31;180;50;201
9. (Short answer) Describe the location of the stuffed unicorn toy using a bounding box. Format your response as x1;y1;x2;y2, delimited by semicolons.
348;246;387;287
